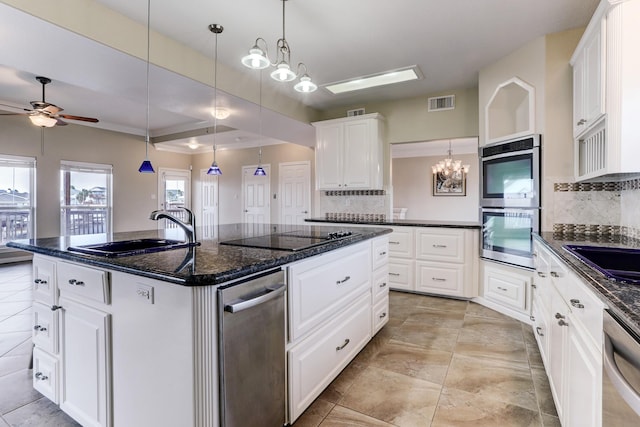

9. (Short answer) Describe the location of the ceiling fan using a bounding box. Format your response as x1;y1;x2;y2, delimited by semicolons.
0;76;99;127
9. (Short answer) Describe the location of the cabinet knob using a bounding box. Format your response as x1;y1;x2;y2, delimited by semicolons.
68;279;85;286
531;284;537;289
34;372;49;381
554;312;565;320
379;251;387;256
336;276;351;285
34;278;48;285
379;282;387;288
570;299;584;309
550;271;560;278
379;312;387;319
537;272;546;278
558;319;569;327
51;305;63;311
33;325;47;332
336;338;350;351
577;119;587;125
536;327;544;337
530;315;535;321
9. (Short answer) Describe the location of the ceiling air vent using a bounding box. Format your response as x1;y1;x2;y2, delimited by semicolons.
428;95;455;112
347;108;365;117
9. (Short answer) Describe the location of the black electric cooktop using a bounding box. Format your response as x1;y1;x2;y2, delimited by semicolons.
219;230;357;251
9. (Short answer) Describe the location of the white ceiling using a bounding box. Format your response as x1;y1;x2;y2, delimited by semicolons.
0;0;599;151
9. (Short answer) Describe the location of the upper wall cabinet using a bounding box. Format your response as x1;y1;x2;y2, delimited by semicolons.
485;77;535;144
572;0;640;181
313;113;384;190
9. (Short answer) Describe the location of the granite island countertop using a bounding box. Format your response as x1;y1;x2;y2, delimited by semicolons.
535;232;640;338
306;218;481;229
7;223;392;286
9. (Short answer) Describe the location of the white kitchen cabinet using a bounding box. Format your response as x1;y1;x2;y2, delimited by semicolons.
572;0;640;181
313;113;384;190
482;263;530;312
32;347;60;403
388;258;414;291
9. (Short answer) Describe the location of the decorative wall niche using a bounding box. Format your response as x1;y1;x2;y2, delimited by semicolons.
485;77;535;144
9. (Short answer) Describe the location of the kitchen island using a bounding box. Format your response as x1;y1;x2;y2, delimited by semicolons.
8;223;392;427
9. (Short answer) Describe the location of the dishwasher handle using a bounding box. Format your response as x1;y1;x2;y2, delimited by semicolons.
224;283;286;313
604;332;640;416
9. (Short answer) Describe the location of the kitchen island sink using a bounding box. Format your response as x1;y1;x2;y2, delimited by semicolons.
563;244;640;284
68;238;197;257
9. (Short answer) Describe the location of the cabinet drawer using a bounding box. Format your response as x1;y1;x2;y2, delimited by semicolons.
372;266;389;303
288;293;371;422
388;259;414;291
289;243;371;342
415;261;463;297
57;261;110;304
388;228;414;258
33;347;59;404
484;267;528;311
372;296;389;334
415;228;464;263
532;301;549;365
33;256;56;305
372;237;389;271
563;272;604;349
32;302;58;354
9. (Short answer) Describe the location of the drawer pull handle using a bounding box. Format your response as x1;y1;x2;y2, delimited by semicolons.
34;278;48;285
558;319;569;327
570;299;584;309
530;315;535;321
531;284;537;289
379;312;387;319
536;327;544;336
379;251;387;256
432;244;447;248
497;286;507;291
336;276;351;285
68;279;85;286
379;282;387;288
432;277;446;282
389;241;400;245
537;272;546;278
33;325;47;332
51;305;62;311
550;271;560;278
336;338;350;351
554;312;565;320
34;372;49;381
389;272;400;277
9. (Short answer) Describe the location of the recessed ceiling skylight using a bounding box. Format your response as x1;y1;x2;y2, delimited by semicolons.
323;66;423;94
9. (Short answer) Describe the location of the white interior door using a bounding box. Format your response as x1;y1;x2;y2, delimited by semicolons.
242;165;270;225
200;169;218;239
157;168;191;229
279;161;311;226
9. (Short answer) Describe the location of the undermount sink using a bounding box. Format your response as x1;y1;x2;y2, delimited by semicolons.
68;238;198;257
563;244;640;284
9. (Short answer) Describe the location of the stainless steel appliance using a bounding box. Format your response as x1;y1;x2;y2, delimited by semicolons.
481;208;539;268
218;269;286;427
603;309;640;425
219;229;358;251
480;134;541;268
480;134;541;208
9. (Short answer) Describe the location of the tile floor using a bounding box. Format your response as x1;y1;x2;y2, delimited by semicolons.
0;261;558;427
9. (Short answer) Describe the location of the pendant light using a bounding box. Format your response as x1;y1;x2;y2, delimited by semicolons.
254;70;267;176
138;0;155;173
207;24;224;176
241;0;317;93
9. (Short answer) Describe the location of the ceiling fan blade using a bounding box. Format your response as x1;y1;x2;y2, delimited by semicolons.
59;114;99;123
0;102;30;113
55;118;68;126
43;105;63;115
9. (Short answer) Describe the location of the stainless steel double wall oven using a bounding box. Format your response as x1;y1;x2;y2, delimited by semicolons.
480;134;541;268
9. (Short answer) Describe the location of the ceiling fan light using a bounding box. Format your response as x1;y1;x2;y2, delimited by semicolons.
270;62;296;82
242;46;270;70
294;74;318;93
29;114;57;127
138;159;155;173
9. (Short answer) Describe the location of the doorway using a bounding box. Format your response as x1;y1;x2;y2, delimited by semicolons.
279;161;311;226
242;164;271;225
157;168;191;228
200;169;218;239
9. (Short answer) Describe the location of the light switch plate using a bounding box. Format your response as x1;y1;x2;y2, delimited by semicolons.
136;284;154;304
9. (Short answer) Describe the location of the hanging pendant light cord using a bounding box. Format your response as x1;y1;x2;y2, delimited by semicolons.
259;69;263;165
213;27;219;152
145;0;151;158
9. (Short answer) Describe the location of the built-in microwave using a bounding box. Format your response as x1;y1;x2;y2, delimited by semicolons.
480;135;541;208
481;207;539;269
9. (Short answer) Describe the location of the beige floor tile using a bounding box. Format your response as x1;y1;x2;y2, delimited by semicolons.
339;366;441;427
391;322;460;352
416;295;468;313
319;405;396;427
526;341;545;370
404;306;466;329
319;359;368;403
370;340;452;385
531;367;558;417
458;315;525;346
466;302;514;320
432;386;542;427
541;413;562;427
292;398;335;427
453;340;529;366
444;354;538;412
2;397;80;426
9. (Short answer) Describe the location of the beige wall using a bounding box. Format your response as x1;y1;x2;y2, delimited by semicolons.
392;153;479;222
191;143;315;225
0;115;191;237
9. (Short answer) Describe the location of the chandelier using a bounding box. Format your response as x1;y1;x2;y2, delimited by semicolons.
241;0;317;93
432;140;470;184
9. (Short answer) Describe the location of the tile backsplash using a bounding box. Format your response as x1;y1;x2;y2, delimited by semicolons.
319;190;388;219
552;177;640;239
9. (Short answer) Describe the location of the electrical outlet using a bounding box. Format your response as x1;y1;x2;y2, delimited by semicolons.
136;284;154;304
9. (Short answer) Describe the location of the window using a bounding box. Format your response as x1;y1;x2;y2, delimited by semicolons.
0;155;36;245
60;161;112;236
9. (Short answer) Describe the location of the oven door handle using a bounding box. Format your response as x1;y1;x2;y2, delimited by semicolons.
224;284;286;313
604;332;640;416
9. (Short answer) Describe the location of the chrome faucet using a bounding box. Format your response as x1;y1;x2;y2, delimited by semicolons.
149;207;197;244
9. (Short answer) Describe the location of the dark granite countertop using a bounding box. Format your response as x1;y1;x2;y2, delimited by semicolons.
7;223;392;286
306;218;481;229
534;232;640;337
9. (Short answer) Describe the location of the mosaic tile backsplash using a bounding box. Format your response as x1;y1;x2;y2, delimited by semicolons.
552;176;640;240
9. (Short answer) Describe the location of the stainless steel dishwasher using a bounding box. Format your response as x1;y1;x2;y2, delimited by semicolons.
218;269;286;427
603;309;640;425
